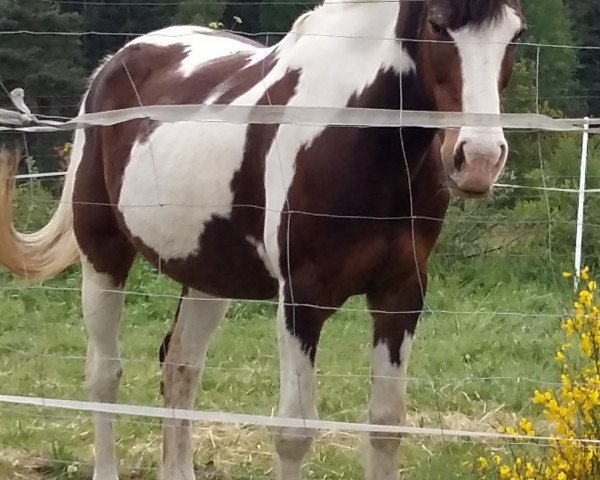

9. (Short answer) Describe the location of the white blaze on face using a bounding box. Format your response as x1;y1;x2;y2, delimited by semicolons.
449;5;523;163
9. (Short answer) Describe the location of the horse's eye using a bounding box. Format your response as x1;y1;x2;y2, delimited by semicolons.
511;28;526;44
429;21;449;38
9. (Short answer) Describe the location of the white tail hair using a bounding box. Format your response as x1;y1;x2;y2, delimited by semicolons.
0;117;85;281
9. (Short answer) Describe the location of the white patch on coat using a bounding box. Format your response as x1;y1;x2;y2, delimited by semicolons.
274;284;318;478
119;122;248;260
277;303;317;420
128;25;257;77
450;6;523;153
80;259;126;480
369;334;413;424
368;334;413;480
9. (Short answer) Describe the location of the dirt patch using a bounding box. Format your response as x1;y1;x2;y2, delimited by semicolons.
0;449;49;480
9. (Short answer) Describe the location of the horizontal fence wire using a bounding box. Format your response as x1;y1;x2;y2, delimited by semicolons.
0;282;573;318
10;171;600;193
0;343;566;386
0;26;599;51
6;195;600;226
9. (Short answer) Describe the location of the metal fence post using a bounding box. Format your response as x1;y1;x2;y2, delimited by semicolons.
574;117;590;290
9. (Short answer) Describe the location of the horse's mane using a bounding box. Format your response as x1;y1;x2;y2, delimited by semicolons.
451;0;510;27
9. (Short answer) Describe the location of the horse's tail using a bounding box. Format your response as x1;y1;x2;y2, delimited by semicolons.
0;108;85;281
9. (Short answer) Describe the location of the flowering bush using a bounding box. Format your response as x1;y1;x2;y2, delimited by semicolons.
472;267;600;480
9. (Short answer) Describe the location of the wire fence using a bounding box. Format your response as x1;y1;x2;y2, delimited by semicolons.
0;10;599;478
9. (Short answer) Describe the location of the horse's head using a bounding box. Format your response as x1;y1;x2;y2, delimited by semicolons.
417;0;525;197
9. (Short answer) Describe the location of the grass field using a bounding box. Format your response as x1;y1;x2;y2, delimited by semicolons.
0;244;574;479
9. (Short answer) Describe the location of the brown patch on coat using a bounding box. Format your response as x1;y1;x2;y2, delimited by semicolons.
73;119;136;286
214;50;279;104
275;68;448;361
368;139;450;366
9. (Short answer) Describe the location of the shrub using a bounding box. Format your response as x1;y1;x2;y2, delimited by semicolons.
471;268;600;479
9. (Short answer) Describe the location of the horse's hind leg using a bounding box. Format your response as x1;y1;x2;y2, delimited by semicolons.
160;288;229;480
74;147;136;480
81;258;133;480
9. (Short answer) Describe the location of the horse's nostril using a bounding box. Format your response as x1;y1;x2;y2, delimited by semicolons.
498;143;507;165
454;141;466;171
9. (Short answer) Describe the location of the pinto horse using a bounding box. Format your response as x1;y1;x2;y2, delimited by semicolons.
0;0;525;478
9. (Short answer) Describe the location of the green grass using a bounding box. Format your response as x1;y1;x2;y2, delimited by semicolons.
0;250;574;479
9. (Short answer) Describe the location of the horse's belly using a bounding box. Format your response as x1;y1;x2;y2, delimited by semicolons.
117;121;278;299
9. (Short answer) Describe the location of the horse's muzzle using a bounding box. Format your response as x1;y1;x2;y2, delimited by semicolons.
445;139;507;197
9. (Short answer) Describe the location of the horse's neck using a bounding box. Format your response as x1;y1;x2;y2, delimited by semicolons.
271;0;420;111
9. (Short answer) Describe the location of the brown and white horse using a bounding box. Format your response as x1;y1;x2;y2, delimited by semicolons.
0;0;525;479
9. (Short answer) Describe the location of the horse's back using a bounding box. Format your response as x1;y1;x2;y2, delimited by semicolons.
85;25;261;113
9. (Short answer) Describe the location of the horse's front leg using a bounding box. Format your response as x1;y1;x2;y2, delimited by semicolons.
366;269;426;480
274;281;333;480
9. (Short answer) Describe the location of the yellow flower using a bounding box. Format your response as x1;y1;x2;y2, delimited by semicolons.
499;465;512;478
581;266;590;280
581;333;593;357
533;389;546;404
563;271;573;279
525;462;536;478
468;267;600;480
579;289;593;307
562;318;576;337
519;418;536;436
